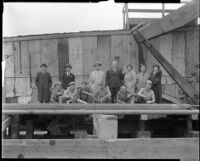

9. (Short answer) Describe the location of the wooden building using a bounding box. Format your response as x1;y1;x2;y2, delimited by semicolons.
3;21;199;103
3;30;139;103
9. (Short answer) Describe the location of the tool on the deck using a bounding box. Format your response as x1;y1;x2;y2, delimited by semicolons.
130;23;199;105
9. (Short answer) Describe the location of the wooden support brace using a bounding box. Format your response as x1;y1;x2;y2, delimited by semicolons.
26;120;33;139
136;115;151;138
10;115;20;139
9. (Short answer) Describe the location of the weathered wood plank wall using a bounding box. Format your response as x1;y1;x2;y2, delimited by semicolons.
3;33;137;103
141;27;199;98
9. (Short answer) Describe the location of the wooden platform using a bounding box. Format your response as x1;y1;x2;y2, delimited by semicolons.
2;103;199;115
2;138;199;159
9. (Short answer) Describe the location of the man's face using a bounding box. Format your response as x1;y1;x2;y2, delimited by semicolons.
70;84;75;90
65;67;71;72
112;61;117;68
41;66;47;72
121;86;127;92
141;65;146;72
94;65;100;70
145;83;151;89
153;66;159;73
56;85;62;90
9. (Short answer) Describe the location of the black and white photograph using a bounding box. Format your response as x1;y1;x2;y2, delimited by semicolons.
2;0;199;159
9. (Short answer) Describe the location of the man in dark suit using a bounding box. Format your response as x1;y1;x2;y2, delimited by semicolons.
149;65;162;103
106;61;123;103
35;63;52;103
61;64;75;89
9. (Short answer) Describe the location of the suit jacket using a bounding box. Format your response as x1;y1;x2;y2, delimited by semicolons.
149;70;162;103
61;72;75;89
35;71;52;102
106;68;123;88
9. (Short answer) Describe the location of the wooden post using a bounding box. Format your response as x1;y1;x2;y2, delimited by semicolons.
26;120;34;139
136;115;151;138
10;115;19;139
162;3;165;18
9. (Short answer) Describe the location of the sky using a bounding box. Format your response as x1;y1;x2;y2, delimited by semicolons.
3;0;187;37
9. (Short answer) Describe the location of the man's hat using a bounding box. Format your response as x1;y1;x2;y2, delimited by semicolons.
55;82;62;86
146;80;152;84
94;61;102;67
64;64;72;69
40;63;48;67
68;82;75;86
153;64;160;69
140;64;146;67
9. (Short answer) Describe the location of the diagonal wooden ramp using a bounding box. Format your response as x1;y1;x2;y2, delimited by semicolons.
138;0;199;41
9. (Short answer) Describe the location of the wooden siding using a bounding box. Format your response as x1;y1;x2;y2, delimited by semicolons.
58;38;69;81
141;28;199;98
2;27;199;101
82;36;98;79
68;37;84;87
97;35;111;72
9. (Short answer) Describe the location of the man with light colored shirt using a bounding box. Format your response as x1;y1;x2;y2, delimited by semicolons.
89;61;105;94
136;64;150;92
61;82;77;103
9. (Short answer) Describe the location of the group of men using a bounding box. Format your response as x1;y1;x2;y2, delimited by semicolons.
35;60;162;104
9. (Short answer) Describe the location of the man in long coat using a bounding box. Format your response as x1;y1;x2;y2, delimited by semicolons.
35;63;52;103
61;64;75;89
106;61;123;103
149;65;162;103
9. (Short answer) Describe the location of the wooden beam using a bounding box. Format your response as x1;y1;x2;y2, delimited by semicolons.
10;115;19;139
139;0;200;40
3;30;130;42
2;114;11;132
2;138;199;159
25;120;33;139
162;94;182;104
128;9;174;13
107;138;199;159
2;109;199;115
2;103;198;111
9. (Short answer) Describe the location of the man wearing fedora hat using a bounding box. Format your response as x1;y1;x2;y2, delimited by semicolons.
61;64;75;89
89;61;105;95
149;64;162;103
35;63;52;103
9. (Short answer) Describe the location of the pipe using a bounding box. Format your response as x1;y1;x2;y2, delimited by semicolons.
2;103;199;111
2;109;199;115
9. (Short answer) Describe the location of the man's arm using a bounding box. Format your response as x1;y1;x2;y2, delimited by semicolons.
72;73;75;82
105;70;109;87
137;88;146;98
101;87;111;102
35;72;39;88
48;73;52;88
